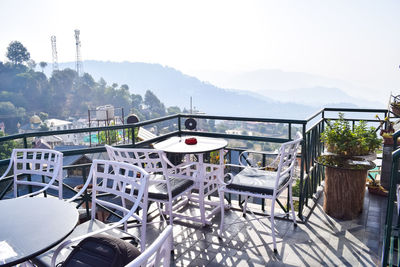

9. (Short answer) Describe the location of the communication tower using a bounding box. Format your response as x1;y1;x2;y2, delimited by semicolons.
74;29;83;76
51;36;59;71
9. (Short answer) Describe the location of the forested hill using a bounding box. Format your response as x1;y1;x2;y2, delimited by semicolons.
56;61;315;119
0;61;174;133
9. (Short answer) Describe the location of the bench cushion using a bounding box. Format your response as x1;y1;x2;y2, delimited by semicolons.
148;174;194;200
226;168;289;195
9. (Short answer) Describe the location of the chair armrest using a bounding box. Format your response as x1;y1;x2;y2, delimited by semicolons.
0;158;13;182
168;162;198;174
239;150;279;167
67;167;94;203
125;225;172;267
167;172;198;181
225;163;264;170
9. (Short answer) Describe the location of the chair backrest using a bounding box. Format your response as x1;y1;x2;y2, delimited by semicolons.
87;159;149;227
125;225;172;267
105;145;168;174
0;148;64;199
274;132;302;191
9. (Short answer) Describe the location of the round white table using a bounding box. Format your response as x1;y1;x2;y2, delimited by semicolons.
0;197;78;267
153;136;227;154
154;136;228;225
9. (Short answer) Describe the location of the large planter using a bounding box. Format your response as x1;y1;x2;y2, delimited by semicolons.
323;166;368;220
318;154;375;220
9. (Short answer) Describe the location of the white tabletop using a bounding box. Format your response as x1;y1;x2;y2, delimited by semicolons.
154;136;228;154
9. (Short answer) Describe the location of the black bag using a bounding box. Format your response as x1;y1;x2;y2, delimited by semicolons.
58;234;141;267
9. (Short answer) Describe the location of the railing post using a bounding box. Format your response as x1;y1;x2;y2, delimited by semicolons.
23;137;28;148
131;126;136;146
82;166;91;219
178;115;182;135
298;123;307;221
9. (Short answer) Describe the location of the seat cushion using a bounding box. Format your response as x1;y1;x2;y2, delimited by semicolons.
148;174;194;200
226;168;289;195
33;220;137;267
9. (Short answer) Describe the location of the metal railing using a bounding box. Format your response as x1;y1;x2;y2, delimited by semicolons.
382;130;400;266
0;108;388;221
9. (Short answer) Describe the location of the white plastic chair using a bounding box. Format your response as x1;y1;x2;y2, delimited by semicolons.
218;133;302;253
0;148;63;199
125;225;172;267
33;160;149;267
105;145;197;226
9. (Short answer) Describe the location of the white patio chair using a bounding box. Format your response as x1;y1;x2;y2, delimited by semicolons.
105;145;197;226
0;148;63;199
125;225;172;267
33;159;149;267
218;132;302;253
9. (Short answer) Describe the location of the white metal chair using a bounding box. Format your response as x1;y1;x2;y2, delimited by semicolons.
218;133;302;253
33;160;149;267
125;225;172;267
0;148;63;199
105;145;197;226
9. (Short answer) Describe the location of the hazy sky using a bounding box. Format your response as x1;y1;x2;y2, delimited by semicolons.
0;0;399;102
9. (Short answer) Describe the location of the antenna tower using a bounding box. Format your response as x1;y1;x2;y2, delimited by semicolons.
74;29;83;76
51;36;59;71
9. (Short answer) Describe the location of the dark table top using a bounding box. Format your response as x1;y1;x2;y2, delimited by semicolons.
0;197;78;267
154;136;228;154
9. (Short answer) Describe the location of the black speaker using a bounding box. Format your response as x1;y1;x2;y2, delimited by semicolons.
185;118;197;130
126;114;139;124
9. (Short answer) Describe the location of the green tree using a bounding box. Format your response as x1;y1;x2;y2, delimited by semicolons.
131;94;143;110
6;41;30;65
27;59;36;70
0;131;19;159
0;102;26;133
39;61;47;72
144;90;166;117
167;106;181;115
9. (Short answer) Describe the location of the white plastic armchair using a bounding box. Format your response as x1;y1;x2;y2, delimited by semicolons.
125;225;172;267
218;132;302;254
47;160;149;267
105;145;197;226
0;148;63;199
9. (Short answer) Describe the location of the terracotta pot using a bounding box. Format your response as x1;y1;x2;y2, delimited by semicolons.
383;137;394;145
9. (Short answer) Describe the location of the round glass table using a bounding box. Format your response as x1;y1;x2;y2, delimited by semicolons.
0;197;78;267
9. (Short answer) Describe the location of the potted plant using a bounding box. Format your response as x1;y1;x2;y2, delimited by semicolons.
382;132;394;145
390;94;400;117
318;113;381;220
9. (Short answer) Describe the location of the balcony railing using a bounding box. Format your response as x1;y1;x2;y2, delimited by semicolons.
0;107;388;221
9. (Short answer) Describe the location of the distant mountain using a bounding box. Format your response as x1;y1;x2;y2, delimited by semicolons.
264;86;378;108
54;61;383;119
195;69;385;108
55;61;315;119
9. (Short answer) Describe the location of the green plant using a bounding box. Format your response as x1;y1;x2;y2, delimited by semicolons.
321;113;381;156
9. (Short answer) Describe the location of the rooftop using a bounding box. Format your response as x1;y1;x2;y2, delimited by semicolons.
129;191;384;267
0;109;395;266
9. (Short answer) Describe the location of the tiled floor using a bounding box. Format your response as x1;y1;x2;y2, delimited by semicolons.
139;190;386;266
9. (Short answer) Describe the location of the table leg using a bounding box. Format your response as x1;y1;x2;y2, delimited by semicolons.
197;153;206;226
